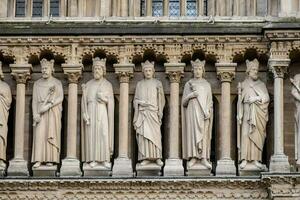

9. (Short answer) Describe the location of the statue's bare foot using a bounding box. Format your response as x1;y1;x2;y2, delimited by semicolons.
239;160;247;169
140;160;150;166
187;158;197;168
0;160;6;169
201;159;212;169
89;161;97;168
156;159;163;167
33;162;41;168
46;163;53;166
254;161;264;170
103;162;111;169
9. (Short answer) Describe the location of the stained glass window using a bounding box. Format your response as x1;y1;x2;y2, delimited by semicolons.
169;0;180;17
15;0;25;17
50;0;59;17
152;0;163;17
141;0;145;16
32;0;43;17
187;0;197;16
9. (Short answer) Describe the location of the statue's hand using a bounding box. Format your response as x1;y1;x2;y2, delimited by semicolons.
248;96;261;104
83;115;90;125
33;114;41;124
39;103;51;113
97;92;108;103
189;91;199;99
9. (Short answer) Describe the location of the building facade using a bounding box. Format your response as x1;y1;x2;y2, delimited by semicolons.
0;0;300;199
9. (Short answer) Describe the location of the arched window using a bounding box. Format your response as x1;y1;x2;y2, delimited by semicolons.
152;0;163;17
15;0;25;17
32;0;43;17
169;0;180;17
50;0;60;17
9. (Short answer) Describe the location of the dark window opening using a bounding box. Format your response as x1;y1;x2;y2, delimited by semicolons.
15;0;25;17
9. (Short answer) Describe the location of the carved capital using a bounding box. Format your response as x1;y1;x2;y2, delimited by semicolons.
114;63;135;83
62;64;83;84
10;64;32;84
215;63;237;83
116;71;134;83
165;63;185;83
66;72;82;83
268;59;290;79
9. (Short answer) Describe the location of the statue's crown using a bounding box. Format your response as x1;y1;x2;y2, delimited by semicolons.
40;58;54;68
93;57;106;67
246;58;259;70
191;59;205;69
141;60;154;70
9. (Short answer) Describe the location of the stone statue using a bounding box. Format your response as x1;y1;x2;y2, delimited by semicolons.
133;60;165;167
32;59;63;168
291;74;300;167
237;59;269;171
0;62;12;171
81;57;114;169
181;59;213;170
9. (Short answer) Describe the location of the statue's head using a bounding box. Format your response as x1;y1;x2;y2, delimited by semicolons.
246;59;259;81
142;60;155;79
191;59;205;79
92;57;106;80
40;58;54;79
0;61;4;80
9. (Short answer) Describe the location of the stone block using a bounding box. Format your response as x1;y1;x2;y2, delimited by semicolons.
136;163;162;176
32;165;58;177
83;163;111;177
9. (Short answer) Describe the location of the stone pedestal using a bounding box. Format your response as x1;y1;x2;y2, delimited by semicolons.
163;159;184;176
269;154;291;172
32;165;58;177
163;63;185;177
112;63;134;177
112;158;134;177
215;63;237;176
7;159;29;176
60;158;82;177
136;163;162;176
239;163;268;176
7;64;31;177
268;59;291;173
0;167;5;177
83;163;111;176
216;159;236;176
186;163;212;176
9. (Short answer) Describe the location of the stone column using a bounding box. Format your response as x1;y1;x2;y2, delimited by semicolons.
7;64;32;176
163;63;185;176
180;0;187;16
279;0;293;17
146;0;152;16
112;63;134;177
268;59;291;172
215;63;237;176
120;0;128;16
60;64;82;177
163;0;169;16
0;0;8;17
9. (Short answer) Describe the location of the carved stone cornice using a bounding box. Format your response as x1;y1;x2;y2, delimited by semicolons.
215;63;237;83
62;64;83;84
165;63;185;83
9;64;32;84
113;63;134;83
0;178;269;199
268;58;290;79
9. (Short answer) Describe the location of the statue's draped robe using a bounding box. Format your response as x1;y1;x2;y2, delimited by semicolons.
238;78;269;161
181;79;213;160
81;79;114;162
0;81;11;161
133;79;165;161
291;74;300;163
31;77;63;163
